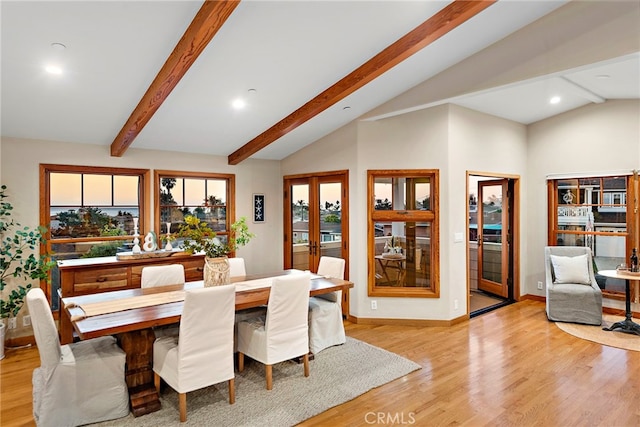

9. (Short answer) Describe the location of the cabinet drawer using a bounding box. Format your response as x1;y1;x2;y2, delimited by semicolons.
182;258;205;282
73;267;128;294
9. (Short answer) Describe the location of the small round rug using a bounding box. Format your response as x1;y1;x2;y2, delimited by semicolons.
555;314;640;351
556;314;640;351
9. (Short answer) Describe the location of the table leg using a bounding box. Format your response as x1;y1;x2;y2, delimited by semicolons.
602;279;640;336
117;329;162;416
60;306;74;345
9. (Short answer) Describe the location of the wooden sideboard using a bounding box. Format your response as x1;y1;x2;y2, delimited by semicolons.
57;252;204;343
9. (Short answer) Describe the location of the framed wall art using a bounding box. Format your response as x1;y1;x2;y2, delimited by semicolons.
253;193;265;223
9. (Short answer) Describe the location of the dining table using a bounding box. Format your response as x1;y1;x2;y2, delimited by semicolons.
60;269;354;417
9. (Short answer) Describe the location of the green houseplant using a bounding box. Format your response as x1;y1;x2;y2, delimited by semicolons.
1;185;55;357
178;215;254;286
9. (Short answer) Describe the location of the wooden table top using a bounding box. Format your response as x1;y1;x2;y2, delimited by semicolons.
62;270;353;340
598;269;640;281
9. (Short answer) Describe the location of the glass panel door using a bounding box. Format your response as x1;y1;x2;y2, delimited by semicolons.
284;172;348;275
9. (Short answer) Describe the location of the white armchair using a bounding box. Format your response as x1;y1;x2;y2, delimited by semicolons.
27;288;129;427
545;246;602;325
237;272;311;390
309;256;346;354
153;285;236;422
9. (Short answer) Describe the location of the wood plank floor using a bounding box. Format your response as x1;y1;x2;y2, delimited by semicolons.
2;300;639;426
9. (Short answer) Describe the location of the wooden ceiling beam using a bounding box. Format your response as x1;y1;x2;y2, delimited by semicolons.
110;0;240;157
228;0;496;165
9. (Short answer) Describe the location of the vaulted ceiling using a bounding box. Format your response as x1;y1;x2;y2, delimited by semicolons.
2;1;638;165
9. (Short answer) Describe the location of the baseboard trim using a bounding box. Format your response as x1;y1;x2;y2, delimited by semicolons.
5;334;36;348
350;314;468;327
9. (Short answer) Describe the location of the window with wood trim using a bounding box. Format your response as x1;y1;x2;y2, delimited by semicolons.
154;170;235;249
368;170;440;298
40;164;150;309
547;172;639;298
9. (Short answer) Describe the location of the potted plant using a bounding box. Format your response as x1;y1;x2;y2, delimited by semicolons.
178;215;254;286
1;185;55;358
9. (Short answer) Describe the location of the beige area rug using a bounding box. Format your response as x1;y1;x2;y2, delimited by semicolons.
91;337;421;427
555;314;640;351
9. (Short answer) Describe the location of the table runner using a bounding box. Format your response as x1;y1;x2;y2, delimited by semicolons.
67;273;316;321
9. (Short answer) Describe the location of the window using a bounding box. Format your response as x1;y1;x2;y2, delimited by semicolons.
154;170;235;249
368;170;439;298
40;164;149;309
547;173;639;297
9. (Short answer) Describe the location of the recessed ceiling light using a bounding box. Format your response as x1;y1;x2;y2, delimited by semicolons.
232;98;246;109
343;106;351;111
549;96;561;105
248;88;257;94
596;74;610;79
51;42;66;50
45;65;63;75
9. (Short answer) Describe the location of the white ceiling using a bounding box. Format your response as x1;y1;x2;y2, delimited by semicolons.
2;1;639;163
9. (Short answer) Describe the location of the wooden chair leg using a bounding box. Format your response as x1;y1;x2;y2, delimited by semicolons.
179;392;187;422
238;352;245;372
266;364;273;390
154;372;161;393
303;353;310;377
229;378;235;404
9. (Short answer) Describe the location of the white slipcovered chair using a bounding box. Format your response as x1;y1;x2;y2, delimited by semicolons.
309;256;346;354
237;272;311;390
153;285;236;422
141;264;185;337
27;288;129;427
228;257;246;278
545;246;602;325
141;264;185;288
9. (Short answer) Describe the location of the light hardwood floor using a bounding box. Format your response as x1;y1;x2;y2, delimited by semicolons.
2;300;639;426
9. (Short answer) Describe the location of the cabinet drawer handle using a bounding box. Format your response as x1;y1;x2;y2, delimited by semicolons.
97;277;107;282
196;267;204;272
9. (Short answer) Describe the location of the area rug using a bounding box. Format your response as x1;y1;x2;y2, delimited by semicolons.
555;314;640;351
92;337;421;426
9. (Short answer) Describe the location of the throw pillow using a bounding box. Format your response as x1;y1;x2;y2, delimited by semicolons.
550;253;591;285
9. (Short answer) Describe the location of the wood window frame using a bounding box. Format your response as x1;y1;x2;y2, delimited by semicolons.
39;164;150;304
154;170;236;253
367;169;440;298
547;172;639;300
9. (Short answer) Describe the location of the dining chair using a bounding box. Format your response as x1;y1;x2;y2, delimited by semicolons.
228;257;246;278
141;264;186;337
237;272;311;390
231;256;266;351
309;256;347;354
153;285;236;422
27;288;129;427
141;264;185;288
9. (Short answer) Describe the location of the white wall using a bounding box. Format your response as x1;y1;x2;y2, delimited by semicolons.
448;105;528;310
0;137;283;275
527;99;640;308
285;104;528;321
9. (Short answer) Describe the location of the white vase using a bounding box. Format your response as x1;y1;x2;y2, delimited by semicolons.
204;256;231;287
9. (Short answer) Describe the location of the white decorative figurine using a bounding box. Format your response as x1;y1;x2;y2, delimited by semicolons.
165;222;173;251
132;217;141;254
143;231;157;252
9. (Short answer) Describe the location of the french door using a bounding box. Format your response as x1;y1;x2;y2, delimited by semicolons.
477;179;510;298
283;170;349;276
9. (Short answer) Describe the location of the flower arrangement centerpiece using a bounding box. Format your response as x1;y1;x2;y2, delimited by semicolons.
178;215;254;286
